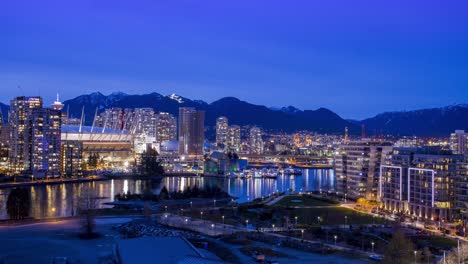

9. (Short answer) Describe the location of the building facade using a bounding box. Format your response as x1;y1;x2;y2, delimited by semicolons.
227;125;241;153
249;126;263;154
334;139;392;201
8;96;43;174
215;116;228;149
24;108;62;178
380;147;466;222
178;107;205;156
450;130;467;155
61;141;83;177
155;112;177;142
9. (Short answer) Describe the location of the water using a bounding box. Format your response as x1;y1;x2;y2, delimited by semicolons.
0;168;334;220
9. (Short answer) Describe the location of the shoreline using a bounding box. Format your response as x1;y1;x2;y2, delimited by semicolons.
0;176;109;189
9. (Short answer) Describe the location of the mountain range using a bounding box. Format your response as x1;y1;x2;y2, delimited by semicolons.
1;92;467;136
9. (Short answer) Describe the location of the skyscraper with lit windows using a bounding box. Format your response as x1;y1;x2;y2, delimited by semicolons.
8;96;43;174
216;116;228;149
178;107;205;156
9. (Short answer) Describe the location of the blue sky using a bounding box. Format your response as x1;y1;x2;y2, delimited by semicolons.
1;0;467;119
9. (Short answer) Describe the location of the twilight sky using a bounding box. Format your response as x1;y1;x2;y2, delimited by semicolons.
1;0;467;119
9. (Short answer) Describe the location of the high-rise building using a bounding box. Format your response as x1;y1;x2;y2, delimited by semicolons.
454;157;468;221
8;96;43;174
450;130;467;155
249;127;263;154
227;125;241;152
178;107;205;156
156;112;177;142
134;108;156;137
334;139;392;200
380;147;465;222
61;141;83;177
216;116;229;148
24;108;62;178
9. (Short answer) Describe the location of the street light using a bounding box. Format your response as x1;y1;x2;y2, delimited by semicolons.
344;193;347;203
213;199;216;207
190;201;193;209
371;241;375;252
295;216;298;226
245;219;249;228
301;229;304;239
272;224;275;230
200;211;203;220
165;205;168;211
414;250;417;263
334;235;337;245
344;216;348;229
317;216;321;225
222;215;225;225
185;218;188;224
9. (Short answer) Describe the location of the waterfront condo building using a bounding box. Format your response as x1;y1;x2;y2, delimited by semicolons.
8;96;43;174
178;107;205;156
215;116;229;149
61;141;83;177
227;125;241;153
334;139;392;201
380;147;467;222
24;108;62;178
249;126;263;155
450;130;467;155
155;112;177;143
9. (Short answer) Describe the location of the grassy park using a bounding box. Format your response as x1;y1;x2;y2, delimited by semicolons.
273;195;339;207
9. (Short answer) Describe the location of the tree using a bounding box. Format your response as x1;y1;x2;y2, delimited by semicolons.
159;186;169;200
77;186;99;238
443;241;468;264
6;188;31;220
383;230;415;264
139;148;164;176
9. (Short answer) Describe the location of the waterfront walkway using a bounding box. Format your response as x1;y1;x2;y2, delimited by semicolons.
0;176;107;189
157;213;377;258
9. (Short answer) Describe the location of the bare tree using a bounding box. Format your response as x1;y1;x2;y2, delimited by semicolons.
383;230;414;264
442;241;468;264
77;185;99;238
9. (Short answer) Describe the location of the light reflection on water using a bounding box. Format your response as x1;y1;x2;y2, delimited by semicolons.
0;169;334;220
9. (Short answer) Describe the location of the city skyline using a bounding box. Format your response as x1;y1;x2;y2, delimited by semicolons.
2;0;468;119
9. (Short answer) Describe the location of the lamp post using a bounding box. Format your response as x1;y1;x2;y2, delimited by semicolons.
185;218;188;224
301;229;304;239
245;219;249;228
272;224;275;231
371;241;375;253
334;235;337;245
295;216;298;226
344;216;348;229
213;199;216;207
414;250;417;263
165;205;168;211
200;211;203;221
211;223;215;235
222;215;225;225
317;216;321;226
344;193;347;203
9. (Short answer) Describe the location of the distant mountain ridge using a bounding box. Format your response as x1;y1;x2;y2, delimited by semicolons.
362;104;468;136
61;92;357;134
1;92;467;136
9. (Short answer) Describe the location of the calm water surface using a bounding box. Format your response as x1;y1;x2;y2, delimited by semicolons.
0;169;334;220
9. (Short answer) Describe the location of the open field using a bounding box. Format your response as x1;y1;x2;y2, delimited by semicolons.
273;195;338;207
